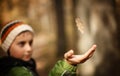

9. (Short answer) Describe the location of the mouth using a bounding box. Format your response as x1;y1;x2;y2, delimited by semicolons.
25;54;32;59
27;54;32;57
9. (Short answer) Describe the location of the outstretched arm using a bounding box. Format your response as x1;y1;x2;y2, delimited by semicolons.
64;45;97;65
49;44;97;76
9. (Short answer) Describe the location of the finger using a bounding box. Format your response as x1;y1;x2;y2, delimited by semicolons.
84;45;97;58
64;50;74;59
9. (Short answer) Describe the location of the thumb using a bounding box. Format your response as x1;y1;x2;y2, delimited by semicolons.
64;50;74;59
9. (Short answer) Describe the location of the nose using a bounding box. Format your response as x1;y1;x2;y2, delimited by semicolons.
25;43;32;52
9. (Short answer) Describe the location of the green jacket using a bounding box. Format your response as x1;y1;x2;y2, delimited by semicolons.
0;56;38;76
7;67;34;76
49;60;77;76
0;57;77;76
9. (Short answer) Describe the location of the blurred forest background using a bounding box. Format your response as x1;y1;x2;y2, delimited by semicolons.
0;0;120;76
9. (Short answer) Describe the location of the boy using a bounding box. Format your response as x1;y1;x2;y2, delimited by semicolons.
0;20;97;76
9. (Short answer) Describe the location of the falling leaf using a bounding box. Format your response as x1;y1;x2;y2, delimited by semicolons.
75;18;84;34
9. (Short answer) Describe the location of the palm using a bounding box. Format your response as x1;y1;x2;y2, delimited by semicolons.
68;55;89;64
64;45;97;65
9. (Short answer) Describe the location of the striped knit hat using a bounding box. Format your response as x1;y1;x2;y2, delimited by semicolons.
0;20;34;52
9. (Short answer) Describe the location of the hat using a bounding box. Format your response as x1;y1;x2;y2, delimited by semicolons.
0;20;34;52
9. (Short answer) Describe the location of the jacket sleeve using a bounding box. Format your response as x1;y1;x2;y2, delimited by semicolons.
49;60;77;76
7;67;32;76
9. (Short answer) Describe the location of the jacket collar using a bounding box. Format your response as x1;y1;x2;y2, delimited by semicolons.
0;56;36;71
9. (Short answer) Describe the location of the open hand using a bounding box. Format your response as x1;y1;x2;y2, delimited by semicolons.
64;45;97;65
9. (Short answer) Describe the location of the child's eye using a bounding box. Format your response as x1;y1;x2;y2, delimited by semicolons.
29;40;33;46
18;41;25;47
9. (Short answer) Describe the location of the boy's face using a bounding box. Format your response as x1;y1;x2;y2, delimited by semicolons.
9;31;34;61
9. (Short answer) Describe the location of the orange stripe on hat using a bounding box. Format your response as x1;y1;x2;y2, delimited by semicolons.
1;22;23;43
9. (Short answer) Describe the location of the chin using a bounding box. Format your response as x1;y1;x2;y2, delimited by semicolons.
23;58;31;61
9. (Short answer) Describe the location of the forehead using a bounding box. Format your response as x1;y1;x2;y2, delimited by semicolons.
15;31;34;40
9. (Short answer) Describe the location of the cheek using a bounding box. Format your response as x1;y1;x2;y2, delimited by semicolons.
12;51;24;58
10;46;25;58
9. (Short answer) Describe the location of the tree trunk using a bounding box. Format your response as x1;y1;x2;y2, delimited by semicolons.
54;0;67;58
